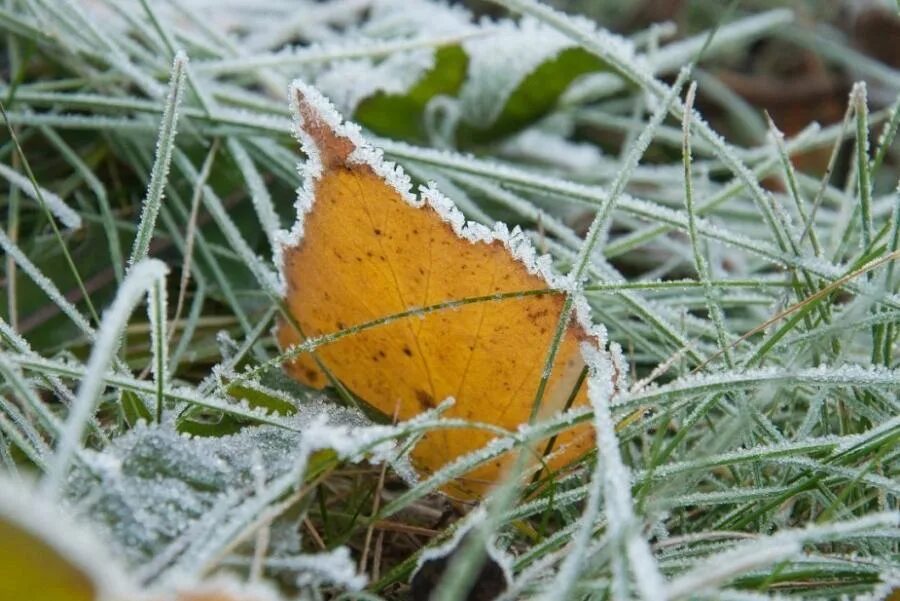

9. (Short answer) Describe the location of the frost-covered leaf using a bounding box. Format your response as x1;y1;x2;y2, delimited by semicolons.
68;422;293;566
355;44;468;142
177;381;298;437
456;17;611;143
310;0;473;138
225;381;298;417
315;10;613;145
66;397;383;568
314;49;437;116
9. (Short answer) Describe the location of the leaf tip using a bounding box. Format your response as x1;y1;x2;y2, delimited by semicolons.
289;80;357;170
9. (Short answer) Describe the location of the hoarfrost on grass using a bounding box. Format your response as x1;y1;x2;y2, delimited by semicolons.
0;229;94;338
582;342;667;600
415;507;513;588
361;0;473;39
3;0;899;598
0;163;82;230
127;52;187;269
499;128;605;173
43;259;170;497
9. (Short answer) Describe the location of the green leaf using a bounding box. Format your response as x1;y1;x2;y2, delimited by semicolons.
176;413;246;437
459;47;607;144
354;45;468;143
176;382;296;437
226;382;298;416
120;389;152;427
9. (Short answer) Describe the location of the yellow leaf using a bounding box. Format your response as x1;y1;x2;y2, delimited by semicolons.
0;517;96;601
277;82;621;498
0;480;125;601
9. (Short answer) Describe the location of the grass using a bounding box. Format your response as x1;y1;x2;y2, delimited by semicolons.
0;0;899;599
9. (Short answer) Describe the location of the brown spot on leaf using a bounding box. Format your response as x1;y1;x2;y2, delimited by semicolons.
527;308;550;321
415;389;435;409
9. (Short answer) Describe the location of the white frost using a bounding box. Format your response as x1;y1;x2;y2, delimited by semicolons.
499;128;605;173
361;0;473;39
459;17;579;128
0;162;82;230
43;259;170;498
415;506;513;585
581;341;668;600
315;49;435;114
289;546;368;590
